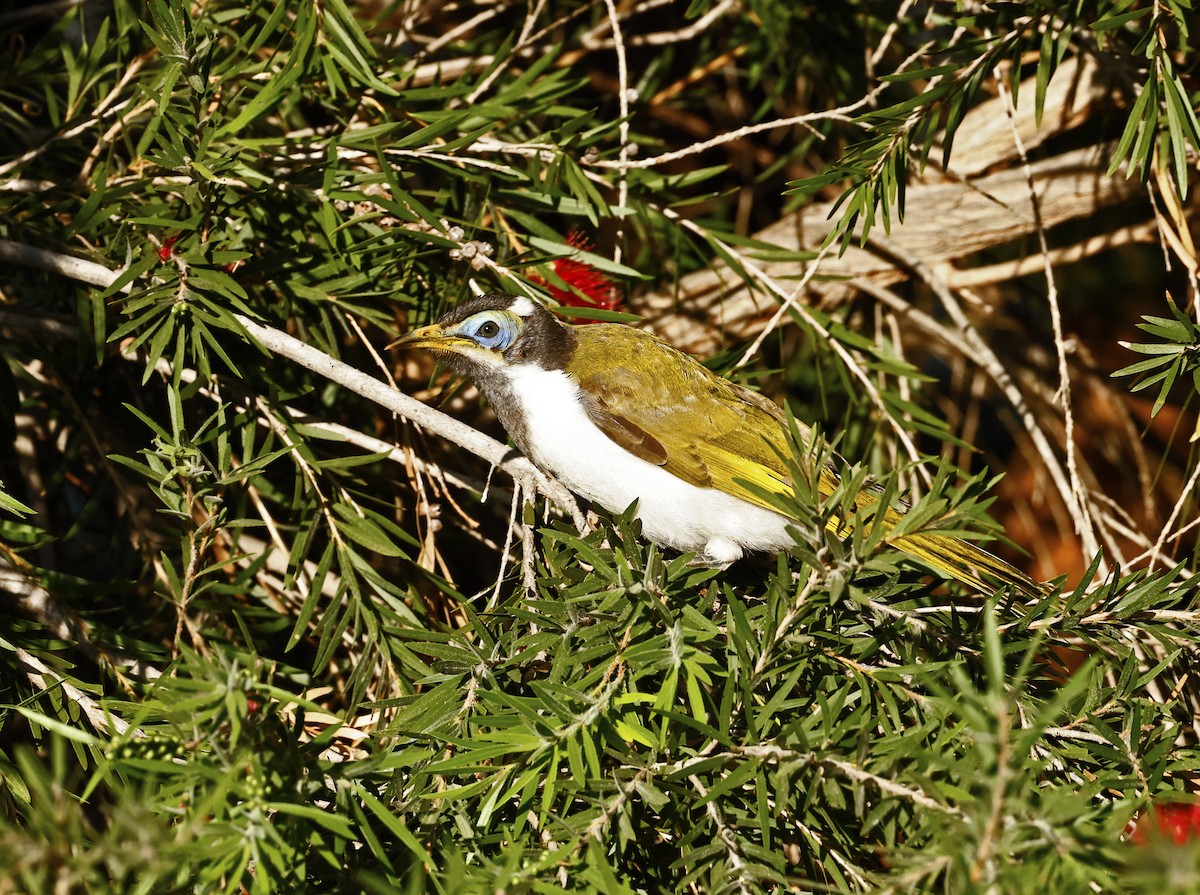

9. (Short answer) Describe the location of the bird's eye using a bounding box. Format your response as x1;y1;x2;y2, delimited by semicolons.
463;312;516;350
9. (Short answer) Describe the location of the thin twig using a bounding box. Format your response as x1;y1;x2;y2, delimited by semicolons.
16;647;136;738
995;72;1099;564
583;0;736;48
868;0;920;74
688;774;754;895
463;0;552;103
1148;459;1200;574
601;0;631;265
589;96;886;170
0;178;55;192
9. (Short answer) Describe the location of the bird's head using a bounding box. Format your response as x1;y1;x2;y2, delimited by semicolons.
390;293;575;381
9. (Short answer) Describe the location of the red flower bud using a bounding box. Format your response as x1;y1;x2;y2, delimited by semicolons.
535;230;620;319
157;235;179;262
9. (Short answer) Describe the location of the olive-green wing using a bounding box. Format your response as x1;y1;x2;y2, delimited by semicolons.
569;325;803;513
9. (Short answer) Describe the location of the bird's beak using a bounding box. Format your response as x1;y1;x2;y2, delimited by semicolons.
388;323;470;352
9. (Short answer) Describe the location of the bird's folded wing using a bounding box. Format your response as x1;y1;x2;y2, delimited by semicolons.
571;326;796;514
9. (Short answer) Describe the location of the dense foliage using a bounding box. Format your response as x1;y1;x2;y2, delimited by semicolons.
1;0;1199;892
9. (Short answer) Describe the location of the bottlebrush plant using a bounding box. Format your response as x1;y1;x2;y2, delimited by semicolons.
0;0;1198;893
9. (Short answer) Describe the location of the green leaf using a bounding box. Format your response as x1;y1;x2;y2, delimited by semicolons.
332;503;405;557
11;707;101;746
217;4;317;136
0;487;35;518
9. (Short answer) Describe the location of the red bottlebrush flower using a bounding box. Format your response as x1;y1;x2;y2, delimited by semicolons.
537;230;620;318
157;235;179;262
1131;802;1200;846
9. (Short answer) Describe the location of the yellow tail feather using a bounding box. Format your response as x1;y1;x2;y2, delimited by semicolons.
816;465;1047;596
891;530;1047;597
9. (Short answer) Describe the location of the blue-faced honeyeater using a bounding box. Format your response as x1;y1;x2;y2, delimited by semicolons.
392;293;1045;596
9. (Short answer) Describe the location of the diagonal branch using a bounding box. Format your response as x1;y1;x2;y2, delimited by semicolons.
0;238;585;527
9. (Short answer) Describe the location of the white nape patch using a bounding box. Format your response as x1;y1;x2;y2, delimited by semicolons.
509;296;538;317
505;364;796;562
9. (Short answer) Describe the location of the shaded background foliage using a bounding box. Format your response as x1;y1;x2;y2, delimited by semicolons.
1;0;1199;892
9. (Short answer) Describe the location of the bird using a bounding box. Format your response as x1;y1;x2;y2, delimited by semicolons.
392;292;1046;596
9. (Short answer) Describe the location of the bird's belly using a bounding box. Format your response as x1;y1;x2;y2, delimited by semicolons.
506;366;795;562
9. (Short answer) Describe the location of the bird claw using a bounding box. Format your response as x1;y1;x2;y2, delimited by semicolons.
688;556;732;569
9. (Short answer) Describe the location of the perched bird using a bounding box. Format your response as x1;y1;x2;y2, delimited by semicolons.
393;292;1045;596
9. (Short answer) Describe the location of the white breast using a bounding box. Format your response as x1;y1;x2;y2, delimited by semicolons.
504;364;795;563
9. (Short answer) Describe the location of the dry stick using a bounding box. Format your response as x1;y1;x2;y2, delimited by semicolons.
1074;339;1158;560
997;605;1200;634
460;100;875;172
340;311;454;568
1151;140;1200;301
413;3;508;58
13;406;53;568
0;556;167;684
995;73;1101;567
80;99;156;181
1148;460;1200;575
392;93;887;201
867;0;920;75
572;0;671;47
253;388;352;562
944;220;1158;290
884;308;923;499
386;147;523;173
649;44;747;106
601;0;631;266
0;308;79;336
582;0;736;48
974;328;1132;561
479;2;598;72
489;487;525;611
0;240;120;289
0;178;56;192
0;238;584;527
